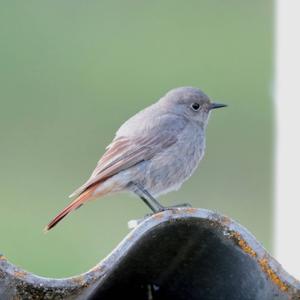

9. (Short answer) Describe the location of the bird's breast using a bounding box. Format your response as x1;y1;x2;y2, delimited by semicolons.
145;125;205;196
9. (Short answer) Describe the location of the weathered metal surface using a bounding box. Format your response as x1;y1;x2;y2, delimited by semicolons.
1;208;300;299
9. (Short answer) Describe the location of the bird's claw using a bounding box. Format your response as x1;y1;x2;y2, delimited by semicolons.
128;203;192;229
166;202;192;209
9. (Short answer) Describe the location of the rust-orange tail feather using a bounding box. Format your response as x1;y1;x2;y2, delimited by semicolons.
44;185;98;232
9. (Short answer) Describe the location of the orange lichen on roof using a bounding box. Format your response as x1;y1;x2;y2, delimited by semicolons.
72;275;87;287
230;232;257;257
229;232;289;293
185;207;198;214
153;212;164;220
14;270;28;278
259;258;289;292
220;216;231;225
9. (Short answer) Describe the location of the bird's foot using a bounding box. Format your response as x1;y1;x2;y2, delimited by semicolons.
128;203;192;229
143;203;192;218
165;202;192;209
146;203;192;216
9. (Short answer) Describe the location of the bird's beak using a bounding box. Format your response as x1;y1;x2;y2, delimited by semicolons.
209;102;227;110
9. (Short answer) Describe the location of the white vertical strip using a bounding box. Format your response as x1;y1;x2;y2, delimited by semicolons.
275;0;300;278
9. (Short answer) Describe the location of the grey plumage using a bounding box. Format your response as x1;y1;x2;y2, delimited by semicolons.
46;86;226;231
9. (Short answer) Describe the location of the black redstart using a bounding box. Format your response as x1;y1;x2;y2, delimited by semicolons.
45;87;226;231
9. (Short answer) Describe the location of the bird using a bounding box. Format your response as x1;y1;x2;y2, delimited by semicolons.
45;87;226;231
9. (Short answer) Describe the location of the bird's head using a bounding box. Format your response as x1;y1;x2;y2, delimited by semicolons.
160;87;226;127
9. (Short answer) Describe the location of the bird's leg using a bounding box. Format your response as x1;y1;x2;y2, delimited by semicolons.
129;182;165;213
127;183;193;229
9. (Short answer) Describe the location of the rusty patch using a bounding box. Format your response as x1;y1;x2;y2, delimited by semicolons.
230;232;257;257
184;207;198;214
219;216;231;226
72;275;87;287
259;258;289;292
0;255;6;261
14;270;28;278
153;212;164;220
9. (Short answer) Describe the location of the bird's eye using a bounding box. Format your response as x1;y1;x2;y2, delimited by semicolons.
191;103;200;111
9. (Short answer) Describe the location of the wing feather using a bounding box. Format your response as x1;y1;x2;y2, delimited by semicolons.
69;134;177;197
69;114;187;198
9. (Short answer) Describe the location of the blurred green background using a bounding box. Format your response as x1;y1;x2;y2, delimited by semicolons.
0;1;273;278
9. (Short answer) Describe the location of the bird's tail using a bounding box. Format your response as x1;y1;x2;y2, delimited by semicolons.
44;184;98;232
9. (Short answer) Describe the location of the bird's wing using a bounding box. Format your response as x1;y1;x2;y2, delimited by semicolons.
69;115;186;198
